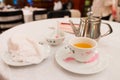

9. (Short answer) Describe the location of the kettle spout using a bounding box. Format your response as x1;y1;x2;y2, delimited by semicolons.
69;20;80;37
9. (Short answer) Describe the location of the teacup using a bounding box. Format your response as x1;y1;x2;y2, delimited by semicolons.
46;36;65;46
68;37;97;62
46;21;65;46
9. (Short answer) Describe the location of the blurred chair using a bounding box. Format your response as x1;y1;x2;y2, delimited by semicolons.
0;10;24;33
47;10;71;18
33;10;48;21
70;9;81;18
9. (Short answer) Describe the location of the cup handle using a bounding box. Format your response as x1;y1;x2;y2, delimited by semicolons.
100;22;113;37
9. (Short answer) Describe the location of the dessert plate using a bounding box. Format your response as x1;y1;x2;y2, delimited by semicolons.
55;47;109;74
1;43;50;66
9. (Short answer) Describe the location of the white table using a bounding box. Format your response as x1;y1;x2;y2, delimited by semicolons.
0;8;46;23
22;8;81;23
22;8;46;23
0;18;120;80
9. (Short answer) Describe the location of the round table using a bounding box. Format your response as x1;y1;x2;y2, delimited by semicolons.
0;18;120;80
22;8;46;23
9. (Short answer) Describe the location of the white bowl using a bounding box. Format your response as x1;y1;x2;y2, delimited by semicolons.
46;36;65;46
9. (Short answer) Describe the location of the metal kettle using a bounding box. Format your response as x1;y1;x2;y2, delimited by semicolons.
69;12;113;41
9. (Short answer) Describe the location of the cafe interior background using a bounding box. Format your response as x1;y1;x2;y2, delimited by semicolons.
0;0;92;17
0;0;96;33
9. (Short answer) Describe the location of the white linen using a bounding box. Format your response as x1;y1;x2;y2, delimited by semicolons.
70;9;81;18
0;59;11;80
0;18;120;80
7;34;41;63
22;9;33;23
22;8;46;22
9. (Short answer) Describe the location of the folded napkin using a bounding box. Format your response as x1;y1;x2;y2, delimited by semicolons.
0;59;11;80
59;22;79;34
0;73;8;80
7;34;41;63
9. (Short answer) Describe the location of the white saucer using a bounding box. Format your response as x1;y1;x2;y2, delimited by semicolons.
1;43;50;66
55;47;109;74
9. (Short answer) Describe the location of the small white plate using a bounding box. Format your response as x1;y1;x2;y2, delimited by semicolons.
55;47;109;74
1;44;50;66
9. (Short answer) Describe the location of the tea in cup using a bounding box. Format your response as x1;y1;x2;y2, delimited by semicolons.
68;37;97;62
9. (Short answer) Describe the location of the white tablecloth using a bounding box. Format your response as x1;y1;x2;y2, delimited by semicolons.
0;18;120;80
22;9;81;23
22;8;46;23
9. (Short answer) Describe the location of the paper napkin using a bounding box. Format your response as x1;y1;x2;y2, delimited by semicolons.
7;34;41;63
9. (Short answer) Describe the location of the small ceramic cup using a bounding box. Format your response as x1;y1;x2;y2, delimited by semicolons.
68;37;97;62
46;21;65;46
46;36;64;46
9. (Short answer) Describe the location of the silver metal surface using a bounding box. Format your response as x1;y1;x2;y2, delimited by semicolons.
69;17;113;41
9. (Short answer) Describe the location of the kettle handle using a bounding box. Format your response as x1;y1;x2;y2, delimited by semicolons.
100;22;113;37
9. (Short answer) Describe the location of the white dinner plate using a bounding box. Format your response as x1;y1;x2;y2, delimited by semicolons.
55;46;109;74
1;43;50;67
